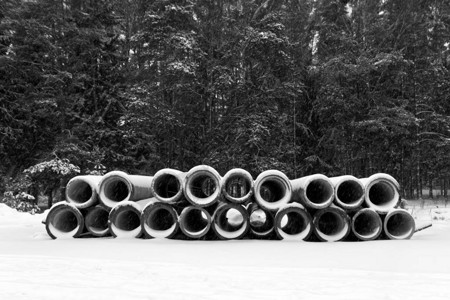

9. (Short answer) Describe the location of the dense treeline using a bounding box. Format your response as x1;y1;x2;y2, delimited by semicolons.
1;0;450;201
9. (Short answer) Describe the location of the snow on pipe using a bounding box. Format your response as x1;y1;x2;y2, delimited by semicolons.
274;202;312;241
179;206;212;239
360;173;400;214
98;171;154;209
44;202;84;239
254;170;292;211
183;165;222;207
141;201;179;239
383;209;415;240
65;175;103;209
221;168;254;204
247;203;275;237
330;175;365;210
84;205;110;237
351;208;382;241
313;205;351;242
108;199;149;238
151;168;186;204
212;203;250;240
291;174;334;210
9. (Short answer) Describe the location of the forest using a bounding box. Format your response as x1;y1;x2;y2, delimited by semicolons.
1;0;450;206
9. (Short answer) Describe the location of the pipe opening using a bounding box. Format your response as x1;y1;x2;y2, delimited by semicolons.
154;174;180;198
225;176;251;198
115;209;141;231
337;181;364;205
67;181;93;204
315;210;349;241
306;179;333;204
368;181;395;206
51;210;79;233
353;211;381;239
181;208;210;235
250;209;273;234
86;208;109;234
260;180;286;203
216;208;245;232
145;207;177;231
104;179;130;202
280;212;309;235
385;212;415;239
190;175;217;198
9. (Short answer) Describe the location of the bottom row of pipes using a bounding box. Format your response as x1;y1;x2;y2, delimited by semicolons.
45;199;415;241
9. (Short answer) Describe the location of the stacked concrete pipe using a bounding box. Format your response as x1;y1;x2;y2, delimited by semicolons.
291;174;335;210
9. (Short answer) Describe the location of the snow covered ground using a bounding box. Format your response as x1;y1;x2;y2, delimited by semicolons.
1;203;449;300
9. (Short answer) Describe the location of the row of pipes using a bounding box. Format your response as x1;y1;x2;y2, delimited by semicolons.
44;165;416;241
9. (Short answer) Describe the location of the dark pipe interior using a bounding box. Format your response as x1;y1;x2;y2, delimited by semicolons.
146;207;176;231
216;208;245;232
260;180;285;203
369;181;395;206
306;179;333;204
280;211;309;235
317;211;346;236
67;181;92;203
86;208;109;232
386;213;414;237
115;209;141;231
51;210;79;232
225;176;251;198
250;209;273;233
190;175;217;198
337;181;363;204
105;180;129;202
182;208;209;233
154;174;180;198
353;212;380;237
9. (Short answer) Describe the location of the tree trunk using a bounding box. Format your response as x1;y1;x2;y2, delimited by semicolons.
47;190;53;209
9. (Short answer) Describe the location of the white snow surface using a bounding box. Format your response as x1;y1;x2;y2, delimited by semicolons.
1;203;450;300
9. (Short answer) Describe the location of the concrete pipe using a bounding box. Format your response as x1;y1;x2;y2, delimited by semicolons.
183;165;222;207
383;209;415;240
313;205;351;242
247;203;275;238
351;208;382;241
330;175;365;210
221;168;254;204
44;202;84;239
254;170;292;211
98;171;154;209
179;206;212;239
65;175;103;209
152;168;186;204
212;203;250;240
274;203;312;241
108;200;145;238
291;174;334;210
360;173;400;214
84;205;110;237
141;201;179;239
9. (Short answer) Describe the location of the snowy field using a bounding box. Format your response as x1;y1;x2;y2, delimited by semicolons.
1;203;449;300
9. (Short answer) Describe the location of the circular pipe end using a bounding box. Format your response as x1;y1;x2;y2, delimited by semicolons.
365;176;400;214
384;209;415;240
254;170;292;211
45;203;84;239
85;206;110;237
313;206;351;242
184;165;222;207
333;176;365;210
99;172;133;209
179;206;212;239
152;169;184;204
221;168;254;204
249;206;275;237
351;208;382;241
301;175;334;209
274;203;312;241
65;176;99;209
141;202;179;239
212;204;249;240
109;201;142;238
